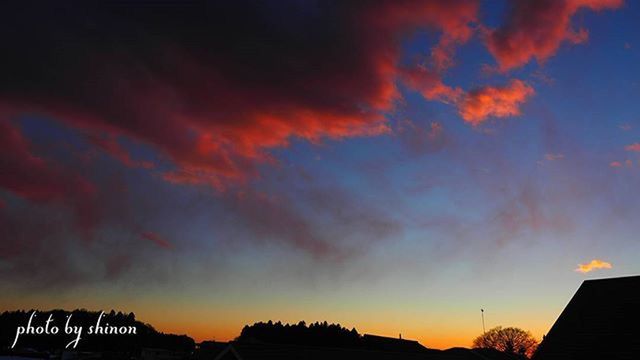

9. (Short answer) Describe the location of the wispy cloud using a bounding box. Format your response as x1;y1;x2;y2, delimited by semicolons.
625;143;640;152
545;153;564;161
575;259;612;273
140;232;173;249
537;153;565;166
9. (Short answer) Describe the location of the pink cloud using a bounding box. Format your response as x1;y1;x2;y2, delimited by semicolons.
624;143;640;152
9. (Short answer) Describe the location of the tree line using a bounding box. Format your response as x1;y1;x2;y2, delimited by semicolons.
239;320;362;348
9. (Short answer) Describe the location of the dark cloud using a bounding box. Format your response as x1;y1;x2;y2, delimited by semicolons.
0;0;479;189
0;0;478;287
0;0;482;290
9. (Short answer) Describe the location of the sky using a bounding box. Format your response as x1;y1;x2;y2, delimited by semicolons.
1;0;639;350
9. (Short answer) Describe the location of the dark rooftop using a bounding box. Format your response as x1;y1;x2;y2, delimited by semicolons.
533;275;640;359
213;341;525;360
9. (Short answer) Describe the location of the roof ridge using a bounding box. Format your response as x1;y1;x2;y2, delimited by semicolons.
582;274;640;282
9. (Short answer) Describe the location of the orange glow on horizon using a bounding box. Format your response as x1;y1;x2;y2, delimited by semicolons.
151;319;545;351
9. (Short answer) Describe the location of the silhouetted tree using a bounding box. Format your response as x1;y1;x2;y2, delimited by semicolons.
238;321;362;348
473;326;538;358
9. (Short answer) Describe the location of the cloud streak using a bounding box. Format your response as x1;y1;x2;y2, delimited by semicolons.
140;232;173;249
625;143;640;152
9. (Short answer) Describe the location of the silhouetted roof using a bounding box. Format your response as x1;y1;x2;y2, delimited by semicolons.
195;341;228;360
362;334;429;353
533;275;640;360
452;348;524;360
213;342;524;360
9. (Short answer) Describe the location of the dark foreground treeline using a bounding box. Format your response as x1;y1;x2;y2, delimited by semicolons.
235;321;523;359
2;312;524;360
0;309;194;354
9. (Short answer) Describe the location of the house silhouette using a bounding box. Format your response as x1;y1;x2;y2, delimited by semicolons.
212;336;522;360
533;275;640;359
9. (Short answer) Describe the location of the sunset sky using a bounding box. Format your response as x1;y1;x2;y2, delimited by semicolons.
1;0;640;349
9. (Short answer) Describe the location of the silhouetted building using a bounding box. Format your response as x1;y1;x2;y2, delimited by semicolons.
194;341;228;360
362;334;428;353
212;341;525;360
141;347;191;360
533;275;640;360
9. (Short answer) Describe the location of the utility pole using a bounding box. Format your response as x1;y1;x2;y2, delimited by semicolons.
481;308;486;334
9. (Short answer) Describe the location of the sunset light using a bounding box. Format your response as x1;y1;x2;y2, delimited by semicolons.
1;1;640;358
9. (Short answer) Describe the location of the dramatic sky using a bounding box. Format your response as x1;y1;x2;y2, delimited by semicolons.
1;0;639;349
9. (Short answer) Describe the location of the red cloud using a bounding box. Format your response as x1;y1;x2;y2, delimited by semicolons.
0;1;479;192
401;67;463;103
402;69;535;126
89;134;155;169
458;80;535;125
0;119;99;238
625;143;640;152
371;1;478;71
0;119;69;202
0;120;96;203
0;1;481;271
610;161;623;167
486;0;623;71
